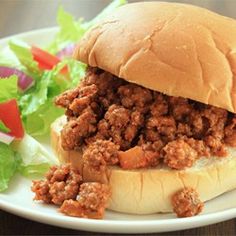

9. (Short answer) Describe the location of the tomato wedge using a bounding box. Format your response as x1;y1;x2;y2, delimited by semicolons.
31;46;68;74
0;99;24;139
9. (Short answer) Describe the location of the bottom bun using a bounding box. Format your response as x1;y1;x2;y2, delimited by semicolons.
51;116;236;214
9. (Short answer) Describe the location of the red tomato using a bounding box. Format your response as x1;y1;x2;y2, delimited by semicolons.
31;46;68;74
0;99;24;139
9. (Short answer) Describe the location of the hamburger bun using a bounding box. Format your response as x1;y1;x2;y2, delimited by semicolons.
51;116;236;214
74;2;236;113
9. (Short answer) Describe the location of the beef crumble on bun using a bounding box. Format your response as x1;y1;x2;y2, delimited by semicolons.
32;2;236;219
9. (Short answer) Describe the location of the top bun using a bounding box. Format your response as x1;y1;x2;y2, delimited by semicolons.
74;2;236;113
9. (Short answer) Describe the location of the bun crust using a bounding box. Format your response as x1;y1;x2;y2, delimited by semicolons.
74;2;236;113
51;116;236;214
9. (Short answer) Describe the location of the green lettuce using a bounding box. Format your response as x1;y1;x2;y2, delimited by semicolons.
9;40;40;77
23;99;63;136
19;64;65;136
48;7;86;54
0;121;10;133
19;59;86;136
0;143;20;192
65;59;86;87
0;47;22;68
12;134;58;177
19;71;52;116
0;75;18;102
19;163;51;177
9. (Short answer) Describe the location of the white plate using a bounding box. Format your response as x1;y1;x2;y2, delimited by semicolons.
0;28;236;234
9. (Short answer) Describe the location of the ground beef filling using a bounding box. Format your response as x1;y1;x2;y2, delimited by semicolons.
31;165;82;205
55;67;236;170
60;182;111;219
172;187;204;217
31;164;111;219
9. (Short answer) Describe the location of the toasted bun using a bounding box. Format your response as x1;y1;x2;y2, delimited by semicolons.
74;2;236;113
51;116;236;214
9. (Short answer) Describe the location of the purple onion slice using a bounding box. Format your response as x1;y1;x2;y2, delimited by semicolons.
0;66;34;92
56;43;76;59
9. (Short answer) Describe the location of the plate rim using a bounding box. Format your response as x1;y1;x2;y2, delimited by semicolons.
0;26;58;45
1;192;236;233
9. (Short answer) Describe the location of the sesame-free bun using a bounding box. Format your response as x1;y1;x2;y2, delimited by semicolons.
51;116;236;214
74;2;236;113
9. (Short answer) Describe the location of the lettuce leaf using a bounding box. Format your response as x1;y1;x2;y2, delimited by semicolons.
0;47;22;69
12;134;58;177
48;6;86;54
9;40;40;77
0;143;20;192
19;163;51;177
0;132;58;191
19;58;86;136
0;75;18;102
23;99;63;136
19;71;51;116
64;59;86;87
0;121;10;133
19;69;63;136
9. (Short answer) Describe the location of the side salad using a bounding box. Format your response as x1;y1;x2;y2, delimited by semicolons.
0;0;126;192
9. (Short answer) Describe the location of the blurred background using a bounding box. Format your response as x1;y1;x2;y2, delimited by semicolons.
0;0;235;38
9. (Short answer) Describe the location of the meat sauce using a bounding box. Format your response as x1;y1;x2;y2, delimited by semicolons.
55;67;236;170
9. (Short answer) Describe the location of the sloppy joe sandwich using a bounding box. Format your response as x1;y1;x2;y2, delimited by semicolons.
32;2;236;219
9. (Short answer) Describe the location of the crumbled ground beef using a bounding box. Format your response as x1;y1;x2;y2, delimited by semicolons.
224;117;236;147
204;135;227;157
162;139;197;169
100;104;144;150
146;116;176;143
184;137;210;157
83;139;119;172
60;108;97;150
55;67;236;170
68;84;98;116
31;164;82;205
168;97;192;121
118;84;153;112
150;93;168;117
55;87;81;109
31;180;52;204
60;183;111;219
172;187;204;217
32;165;111;219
